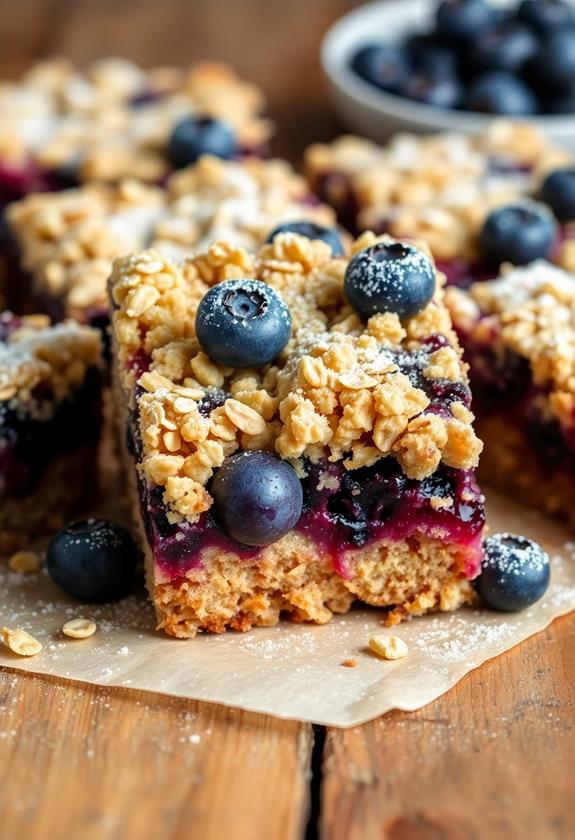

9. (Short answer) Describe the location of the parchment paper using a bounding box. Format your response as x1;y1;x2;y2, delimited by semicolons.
0;484;573;727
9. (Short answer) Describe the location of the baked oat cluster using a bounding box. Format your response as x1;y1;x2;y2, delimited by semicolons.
0;313;102;414
447;261;575;428
305;122;572;264
0;59;271;183
8;155;336;319
111;232;482;525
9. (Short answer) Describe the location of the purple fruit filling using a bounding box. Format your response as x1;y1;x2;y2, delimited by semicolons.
461;327;575;473
0;366;102;500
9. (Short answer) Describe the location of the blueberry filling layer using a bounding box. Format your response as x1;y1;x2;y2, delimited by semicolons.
137;442;484;583
462;335;575;472
0;367;102;499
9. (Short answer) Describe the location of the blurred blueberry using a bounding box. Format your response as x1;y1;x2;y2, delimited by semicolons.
402;72;463;108
435;0;497;44
350;43;410;93
540;168;575;222
529;28;575;88
469;22;538;75
405;33;459;78
266;220;345;255
518;0;575;33
168;116;236;169
478;201;557;266
467;71;538;114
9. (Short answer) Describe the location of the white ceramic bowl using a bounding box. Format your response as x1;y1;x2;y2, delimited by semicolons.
321;0;575;146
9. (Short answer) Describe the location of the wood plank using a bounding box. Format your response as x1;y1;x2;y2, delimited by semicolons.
320;614;575;840
0;671;313;840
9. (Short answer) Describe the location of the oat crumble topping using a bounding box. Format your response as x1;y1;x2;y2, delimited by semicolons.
111;233;482;524
447;261;575;431
0;316;102;415
0;59;271;180
8;155;336;317
305;122;571;262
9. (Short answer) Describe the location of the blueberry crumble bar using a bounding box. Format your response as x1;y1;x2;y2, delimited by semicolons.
0;58;271;204
6;155;336;326
305;122;574;286
0;313;103;555
447;260;575;529
109;232;484;637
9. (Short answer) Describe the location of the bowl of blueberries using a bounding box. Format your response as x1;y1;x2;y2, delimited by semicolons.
322;0;575;144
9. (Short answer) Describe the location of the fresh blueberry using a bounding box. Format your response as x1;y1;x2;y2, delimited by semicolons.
46;518;139;601
540;168;575;222
266;220;345;256
167;116;236;169
479;201;557;266
529;28;575;88
435;0;496;44
475;533;550;611
350;44;410;93
195;278;291;368
518;0;574;33
344;241;436;320
402;73;463;109
405;34;459;78
467;71;538;115
211;451;303;546
469;22;538;75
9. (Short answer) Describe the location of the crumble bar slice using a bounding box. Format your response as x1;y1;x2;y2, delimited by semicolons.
109;232;484;638
7;155;336;325
447;260;575;528
305;122;574;285
0;313;103;555
0;58;271;203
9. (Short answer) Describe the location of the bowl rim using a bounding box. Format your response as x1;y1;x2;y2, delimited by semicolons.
321;0;575;134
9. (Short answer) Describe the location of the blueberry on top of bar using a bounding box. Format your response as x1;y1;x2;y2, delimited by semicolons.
305;122;574;272
111;233;482;526
0;59;271;191
7;156;337;323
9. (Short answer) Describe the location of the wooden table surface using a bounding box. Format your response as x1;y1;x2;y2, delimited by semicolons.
0;2;573;838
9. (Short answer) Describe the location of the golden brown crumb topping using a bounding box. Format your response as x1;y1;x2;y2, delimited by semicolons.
8;156;336;318
0;59;271;179
447;260;575;430
111;234;482;524
305;122;571;262
0;315;102;416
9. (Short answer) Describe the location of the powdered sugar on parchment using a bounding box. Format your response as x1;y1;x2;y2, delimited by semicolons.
0;490;573;727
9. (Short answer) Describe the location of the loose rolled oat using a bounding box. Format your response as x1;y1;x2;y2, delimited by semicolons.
369;634;408;660
8;550;42;573
0;626;43;657
62;618;97;639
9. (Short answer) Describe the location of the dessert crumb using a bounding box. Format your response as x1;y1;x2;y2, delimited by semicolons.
62;618;97;639
369;634;408;660
8;550;42;574
341;657;358;668
0;626;43;657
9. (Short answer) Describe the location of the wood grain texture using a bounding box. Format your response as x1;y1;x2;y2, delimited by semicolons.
321;615;575;840
0;1;573;837
0;670;313;840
